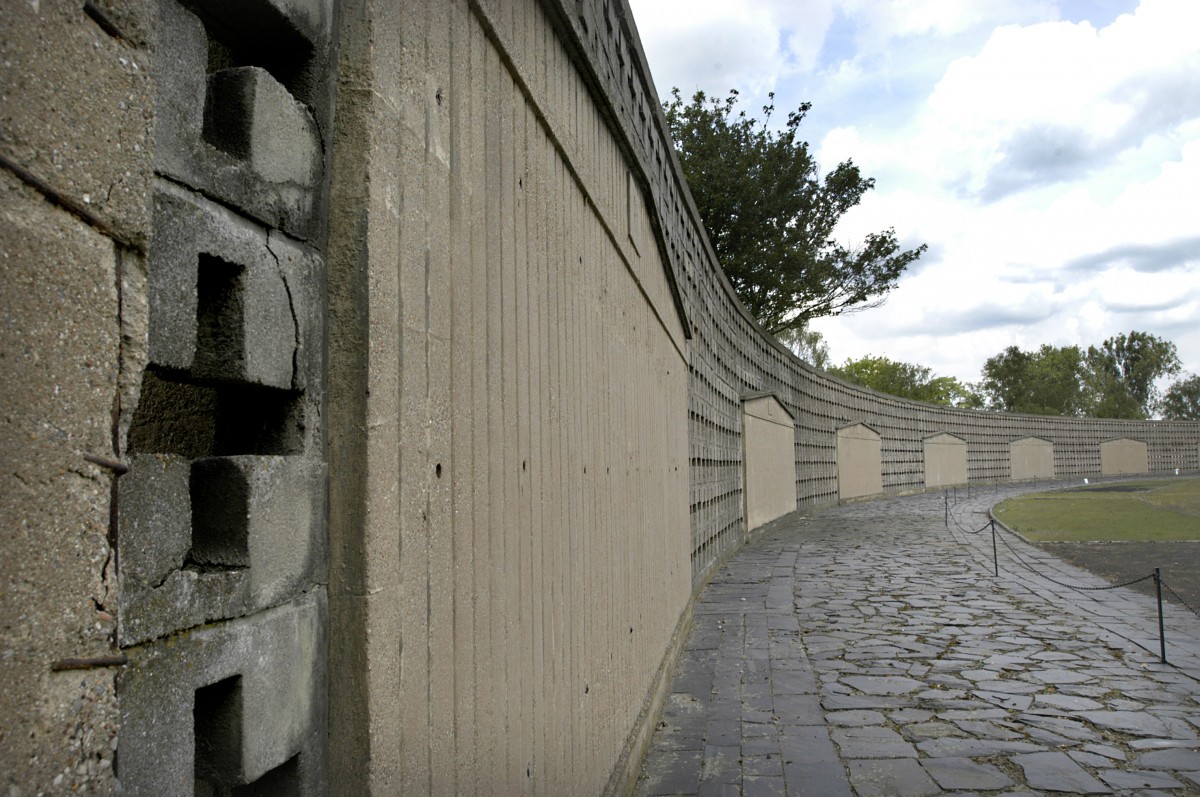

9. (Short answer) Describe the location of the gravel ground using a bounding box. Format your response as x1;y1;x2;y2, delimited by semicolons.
1037;540;1200;616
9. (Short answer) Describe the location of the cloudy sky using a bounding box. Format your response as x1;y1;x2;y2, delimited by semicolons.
626;0;1199;388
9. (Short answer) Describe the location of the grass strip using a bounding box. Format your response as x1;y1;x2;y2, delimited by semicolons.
994;477;1200;542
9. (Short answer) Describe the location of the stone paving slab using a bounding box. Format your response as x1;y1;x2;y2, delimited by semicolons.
634;484;1200;796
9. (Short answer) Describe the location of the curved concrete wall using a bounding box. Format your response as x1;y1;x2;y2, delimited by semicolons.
4;0;1200;795
560;0;1200;584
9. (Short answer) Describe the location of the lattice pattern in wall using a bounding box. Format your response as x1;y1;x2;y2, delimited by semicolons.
561;0;1200;585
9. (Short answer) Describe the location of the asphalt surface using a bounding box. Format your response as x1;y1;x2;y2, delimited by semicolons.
635;484;1200;796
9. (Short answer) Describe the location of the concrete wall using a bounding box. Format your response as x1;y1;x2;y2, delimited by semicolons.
1011;437;1056;481
924;433;968;489
325;1;690;793
1;0;153;790
837;423;884;501
547;0;1200;583
743;394;798;531
1101;438;1149;476
4;0;1200;795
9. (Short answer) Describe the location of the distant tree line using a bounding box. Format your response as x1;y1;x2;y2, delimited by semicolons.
825;331;1198;421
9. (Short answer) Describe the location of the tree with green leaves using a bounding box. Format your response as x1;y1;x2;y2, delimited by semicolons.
1084;331;1181;419
1162;375;1200;420
978;332;1182;419
774;323;831;369
979;344;1089;416
664;89;926;336
831;355;981;407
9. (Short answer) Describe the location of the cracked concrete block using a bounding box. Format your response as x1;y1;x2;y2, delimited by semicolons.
118;454;326;645
119;590;328;796
0;170;121;795
0;0;155;246
154;0;326;238
191;245;296;389
119;453;192;590
269;228;325;389
148;183;321;390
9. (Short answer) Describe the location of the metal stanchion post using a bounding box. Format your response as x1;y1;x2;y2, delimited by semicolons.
1155;568;1167;664
991;520;999;577
944;491;948;527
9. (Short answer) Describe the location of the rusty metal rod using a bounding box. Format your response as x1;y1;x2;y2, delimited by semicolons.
82;453;130;475
50;654;129;671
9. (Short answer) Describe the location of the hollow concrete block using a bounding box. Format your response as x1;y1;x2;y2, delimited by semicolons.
148;184;320;391
118;453;326;646
205;66;321;189
118;590;328;796
154;0;324;238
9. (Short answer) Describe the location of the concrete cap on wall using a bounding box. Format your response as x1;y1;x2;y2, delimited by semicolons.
740;391;796;423
923;431;966;443
837;421;881;438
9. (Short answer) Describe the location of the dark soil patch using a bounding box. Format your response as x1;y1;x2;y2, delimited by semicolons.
1063;485;1153;493
1038;540;1200;615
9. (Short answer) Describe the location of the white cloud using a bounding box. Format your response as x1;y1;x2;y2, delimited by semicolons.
916;1;1200;200
629;0;1200;383
628;0;796;98
838;0;1059;48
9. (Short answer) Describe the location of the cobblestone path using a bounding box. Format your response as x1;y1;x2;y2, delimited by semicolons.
635;485;1200;796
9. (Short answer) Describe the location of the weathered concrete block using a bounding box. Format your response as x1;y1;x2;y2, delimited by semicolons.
266;0;334;44
119;454;192;589
154;0;324;238
119;454;327;645
84;0;158;48
119;590;328;796
0;0;154;245
148;183;321;390
0;170;121;795
204;66;321;190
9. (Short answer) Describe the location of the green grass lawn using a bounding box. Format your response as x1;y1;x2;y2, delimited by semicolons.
994;476;1200;542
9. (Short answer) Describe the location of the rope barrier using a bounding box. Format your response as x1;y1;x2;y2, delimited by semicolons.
945;496;990;536
1160;578;1200;618
991;523;1156;591
943;487;1197;664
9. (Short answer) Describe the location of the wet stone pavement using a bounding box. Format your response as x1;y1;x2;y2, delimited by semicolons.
635;485;1200;797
